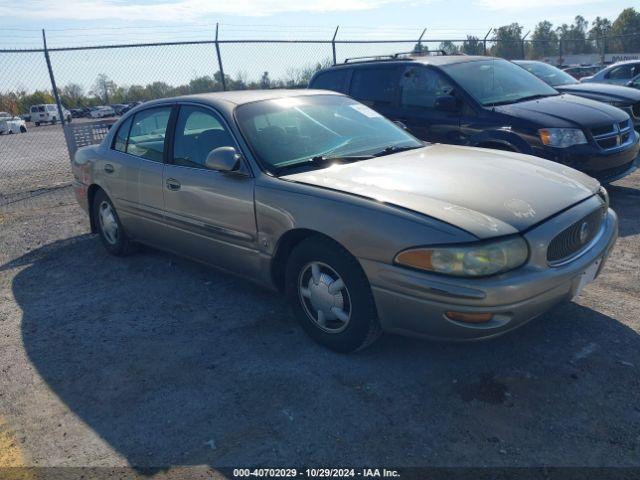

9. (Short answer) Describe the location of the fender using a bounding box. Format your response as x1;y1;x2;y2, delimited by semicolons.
467;129;535;155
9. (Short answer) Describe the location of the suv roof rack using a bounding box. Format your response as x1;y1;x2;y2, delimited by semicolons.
343;49;449;64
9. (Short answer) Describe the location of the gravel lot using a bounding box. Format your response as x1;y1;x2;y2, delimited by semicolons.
0;166;639;473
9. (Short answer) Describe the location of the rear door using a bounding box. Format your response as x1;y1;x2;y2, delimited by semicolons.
387;65;462;144
104;105;174;242
348;66;400;119
161;104;259;278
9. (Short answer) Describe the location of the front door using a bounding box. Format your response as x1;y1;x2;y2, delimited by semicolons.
162;104;259;278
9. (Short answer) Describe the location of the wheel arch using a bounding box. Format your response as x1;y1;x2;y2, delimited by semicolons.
270;228;355;292
469;129;533;154
87;184;105;233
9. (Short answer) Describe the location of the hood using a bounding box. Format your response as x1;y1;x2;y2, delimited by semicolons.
556;83;640;104
494;93;630;129
282;145;599;239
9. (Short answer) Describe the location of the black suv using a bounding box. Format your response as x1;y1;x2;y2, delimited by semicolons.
309;54;639;183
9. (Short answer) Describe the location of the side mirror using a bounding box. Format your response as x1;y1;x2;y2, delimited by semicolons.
434;95;459;112
205;146;242;172
393;120;408;130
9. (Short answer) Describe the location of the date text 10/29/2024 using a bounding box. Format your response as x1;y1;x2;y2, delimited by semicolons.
232;468;401;478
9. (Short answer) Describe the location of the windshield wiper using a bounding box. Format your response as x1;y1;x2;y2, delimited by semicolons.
487;93;557;107
275;154;374;175
372;145;423;157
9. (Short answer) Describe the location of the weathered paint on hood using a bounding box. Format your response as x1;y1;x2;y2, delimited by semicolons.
282;144;599;239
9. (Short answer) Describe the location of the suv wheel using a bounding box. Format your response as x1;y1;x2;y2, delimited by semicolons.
93;190;136;256
285;237;381;352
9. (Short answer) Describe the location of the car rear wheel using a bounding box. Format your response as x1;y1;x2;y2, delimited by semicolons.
93;190;136;256
285;236;381;352
34;122;40;127
19;126;26;133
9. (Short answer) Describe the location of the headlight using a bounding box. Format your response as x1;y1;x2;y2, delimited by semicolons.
394;236;529;277
538;128;587;148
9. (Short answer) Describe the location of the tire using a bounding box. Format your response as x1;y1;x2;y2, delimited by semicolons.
34;122;40;127
19;126;27;133
285;236;382;353
51;117;57;125
92;189;136;256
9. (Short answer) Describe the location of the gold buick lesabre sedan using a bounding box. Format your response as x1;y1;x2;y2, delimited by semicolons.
71;90;618;352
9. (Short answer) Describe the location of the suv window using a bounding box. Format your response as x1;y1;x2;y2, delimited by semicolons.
172;106;235;169
400;66;455;109
350;68;398;107
312;70;347;92
47;105;57;112
607;64;637;80
112;117;133;153
127;107;172;162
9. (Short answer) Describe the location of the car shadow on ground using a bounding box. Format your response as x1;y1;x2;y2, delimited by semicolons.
608;183;640;238
7;234;640;468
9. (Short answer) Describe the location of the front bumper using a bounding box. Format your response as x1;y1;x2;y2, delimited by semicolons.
533;132;639;184
361;201;618;341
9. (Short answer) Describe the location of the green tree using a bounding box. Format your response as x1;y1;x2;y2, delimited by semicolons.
556;16;594;54
610;8;640;52
438;40;459;55
260;71;271;89
462;36;483;55
492;23;524;59
60;83;85;108
531;21;559;58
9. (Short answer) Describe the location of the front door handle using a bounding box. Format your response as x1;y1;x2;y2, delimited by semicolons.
166;178;181;191
104;163;114;174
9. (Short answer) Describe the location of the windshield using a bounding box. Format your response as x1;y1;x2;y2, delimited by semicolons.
235;95;423;173
517;62;578;87
441;59;559;106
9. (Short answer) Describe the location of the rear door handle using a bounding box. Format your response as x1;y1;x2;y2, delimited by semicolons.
166;178;181;191
104;163;114;174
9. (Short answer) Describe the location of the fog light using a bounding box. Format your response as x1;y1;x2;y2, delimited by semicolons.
445;311;494;324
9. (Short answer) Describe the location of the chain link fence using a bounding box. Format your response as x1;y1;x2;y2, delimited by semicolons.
1;32;639;210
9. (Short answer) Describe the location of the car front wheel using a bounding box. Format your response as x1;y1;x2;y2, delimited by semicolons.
285;236;381;353
93;190;136;256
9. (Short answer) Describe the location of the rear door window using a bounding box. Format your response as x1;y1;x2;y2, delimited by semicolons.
311;70;348;93
607;64;635;80
127;107;172;162
400;66;455;109
349;67;399;108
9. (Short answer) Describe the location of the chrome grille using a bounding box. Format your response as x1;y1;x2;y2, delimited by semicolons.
591;121;634;151
547;206;605;264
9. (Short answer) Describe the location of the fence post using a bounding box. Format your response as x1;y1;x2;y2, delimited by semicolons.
215;23;227;91
521;31;530;60
331;26;339;65
416;28;427;53
42;29;65;126
483;28;492;55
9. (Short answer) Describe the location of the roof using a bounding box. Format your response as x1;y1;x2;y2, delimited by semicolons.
326;54;497;70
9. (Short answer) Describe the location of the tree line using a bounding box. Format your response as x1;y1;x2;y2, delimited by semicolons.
0;60;330;115
437;7;639;59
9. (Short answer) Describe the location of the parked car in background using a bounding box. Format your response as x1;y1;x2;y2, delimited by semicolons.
581;60;640;86
72;90;618;352
30;104;72;126
562;65;602;80
70;108;92;118
112;104;129;115
309;54;639;183
119;101;143;115
515;60;640;129
89;106;116;118
0;112;27;134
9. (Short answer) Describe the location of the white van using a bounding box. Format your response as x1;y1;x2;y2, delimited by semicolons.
29;104;72;126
